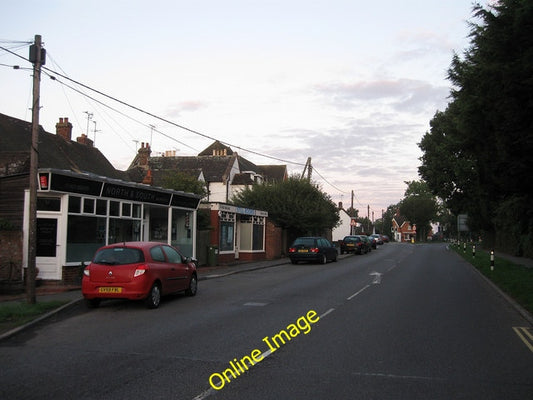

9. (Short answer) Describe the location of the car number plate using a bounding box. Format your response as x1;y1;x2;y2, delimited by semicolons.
98;287;122;293
298;249;308;253
347;243;354;247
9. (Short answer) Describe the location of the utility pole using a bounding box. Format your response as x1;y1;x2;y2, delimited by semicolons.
300;157;312;180
27;34;45;304
351;190;354;214
367;204;370;233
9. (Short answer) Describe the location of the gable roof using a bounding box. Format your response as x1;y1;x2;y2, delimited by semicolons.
198;140;233;156
0;113;127;180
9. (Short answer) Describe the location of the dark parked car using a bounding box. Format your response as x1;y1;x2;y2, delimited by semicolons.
288;237;338;264
82;241;198;309
359;235;374;251
340;235;368;254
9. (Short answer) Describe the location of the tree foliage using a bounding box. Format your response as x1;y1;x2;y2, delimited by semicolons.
231;176;340;239
399;181;438;241
160;171;208;198
418;0;533;255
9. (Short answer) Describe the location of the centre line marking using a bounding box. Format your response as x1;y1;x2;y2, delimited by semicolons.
347;285;370;300
320;308;335;319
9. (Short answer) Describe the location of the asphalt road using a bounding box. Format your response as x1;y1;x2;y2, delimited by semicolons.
1;243;532;399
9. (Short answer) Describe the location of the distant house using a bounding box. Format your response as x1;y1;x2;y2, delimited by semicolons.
0;113;201;285
126;140;288;265
391;211;416;242
127;140;288;203
331;202;362;242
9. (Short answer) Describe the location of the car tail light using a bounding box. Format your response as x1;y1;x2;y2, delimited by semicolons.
134;265;149;277
288;247;296;253
310;247;319;253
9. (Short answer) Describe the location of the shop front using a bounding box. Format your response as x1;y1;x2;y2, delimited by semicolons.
24;169;201;282
204;203;269;265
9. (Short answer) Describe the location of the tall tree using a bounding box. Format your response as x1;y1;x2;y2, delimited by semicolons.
418;0;533;254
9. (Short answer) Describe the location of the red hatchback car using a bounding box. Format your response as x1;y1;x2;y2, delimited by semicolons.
82;241;197;309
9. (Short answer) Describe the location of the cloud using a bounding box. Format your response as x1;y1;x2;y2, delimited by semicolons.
313;78;449;114
166;101;208;118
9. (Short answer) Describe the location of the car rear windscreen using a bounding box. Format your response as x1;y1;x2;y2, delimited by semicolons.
93;247;144;265
293;238;316;247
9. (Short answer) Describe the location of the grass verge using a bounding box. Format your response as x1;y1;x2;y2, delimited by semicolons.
0;300;70;335
452;243;533;315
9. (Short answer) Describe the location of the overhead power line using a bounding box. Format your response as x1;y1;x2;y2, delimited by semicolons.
1;43;302;165
1;43;362;200
40;65;306;167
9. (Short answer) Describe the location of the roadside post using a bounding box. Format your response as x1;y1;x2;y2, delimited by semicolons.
490;250;495;271
472;245;476;258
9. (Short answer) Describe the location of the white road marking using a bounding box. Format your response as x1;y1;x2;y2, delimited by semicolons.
347;284;370;300
369;272;382;284
319;308;335;319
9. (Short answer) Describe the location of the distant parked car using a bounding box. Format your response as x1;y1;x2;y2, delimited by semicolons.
381;235;390;243
340;236;363;254
370;234;384;245
82;241;198;309
288;237;338;264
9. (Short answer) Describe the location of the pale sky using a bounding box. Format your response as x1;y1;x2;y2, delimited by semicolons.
0;0;485;219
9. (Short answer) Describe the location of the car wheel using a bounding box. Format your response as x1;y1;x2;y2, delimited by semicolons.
185;274;198;297
332;253;338;262
85;298;100;308
320;254;327;264
145;282;161;309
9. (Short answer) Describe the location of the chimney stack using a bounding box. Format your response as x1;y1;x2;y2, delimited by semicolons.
76;133;94;147
138;142;151;168
55;117;73;141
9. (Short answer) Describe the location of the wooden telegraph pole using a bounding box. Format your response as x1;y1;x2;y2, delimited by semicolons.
27;34;45;304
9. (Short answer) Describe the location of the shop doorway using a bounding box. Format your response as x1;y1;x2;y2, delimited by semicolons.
36;217;61;280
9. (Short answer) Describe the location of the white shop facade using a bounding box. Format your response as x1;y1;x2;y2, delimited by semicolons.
23;169;201;281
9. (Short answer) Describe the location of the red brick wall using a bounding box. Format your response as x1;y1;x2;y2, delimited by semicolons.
265;221;282;260
0;231;23;281
62;265;84;285
206;210;283;265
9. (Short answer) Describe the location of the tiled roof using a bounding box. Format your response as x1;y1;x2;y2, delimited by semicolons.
0;113;127;180
145;155;237;182
232;173;255;185
127;140;288;188
258;164;288;182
